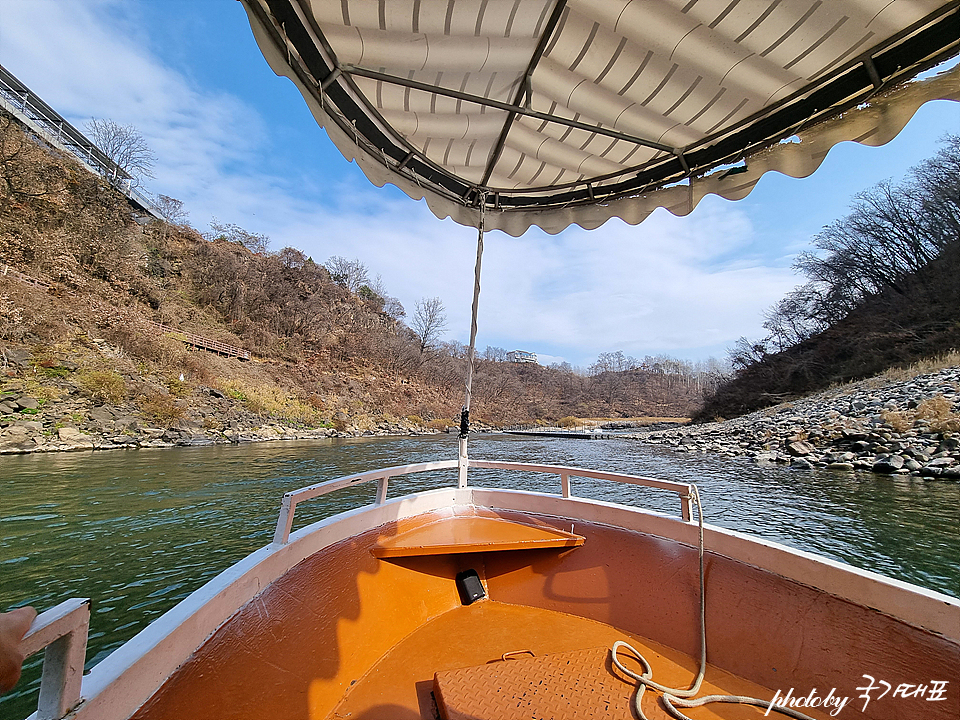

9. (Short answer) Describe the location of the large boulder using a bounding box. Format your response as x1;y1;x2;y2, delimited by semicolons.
3;348;33;367
872;455;905;474
88;405;116;423
57;427;94;450
787;440;816;456
0;426;37;453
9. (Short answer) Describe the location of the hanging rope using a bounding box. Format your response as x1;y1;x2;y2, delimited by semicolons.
611;487;816;720
459;193;486;439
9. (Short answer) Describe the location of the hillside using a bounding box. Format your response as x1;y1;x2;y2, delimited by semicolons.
0;108;707;451
695;242;960;421
695;136;960;423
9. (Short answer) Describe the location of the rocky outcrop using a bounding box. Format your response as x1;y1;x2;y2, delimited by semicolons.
626;367;960;478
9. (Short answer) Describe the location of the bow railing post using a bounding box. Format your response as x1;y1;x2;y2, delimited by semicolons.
273;493;296;544
20;598;91;720
458;437;469;488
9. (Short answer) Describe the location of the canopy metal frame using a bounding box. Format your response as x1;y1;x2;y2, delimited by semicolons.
246;0;960;213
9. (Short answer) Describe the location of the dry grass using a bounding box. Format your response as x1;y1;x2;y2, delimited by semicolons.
165;376;192;398
916;395;960;433
882;394;960;434
21;378;64;402
77;370;126;404
880;410;913;434
141;392;184;425
881;351;960;382
217;378;321;426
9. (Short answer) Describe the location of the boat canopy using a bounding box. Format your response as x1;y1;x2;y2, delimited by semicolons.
241;0;959;235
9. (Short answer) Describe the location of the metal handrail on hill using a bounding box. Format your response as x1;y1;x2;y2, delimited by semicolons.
0;263;251;361
0;63;165;220
2;264;51;289
142;319;251;361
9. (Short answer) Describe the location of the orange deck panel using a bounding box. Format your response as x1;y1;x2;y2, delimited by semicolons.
329;601;835;720
371;515;585;558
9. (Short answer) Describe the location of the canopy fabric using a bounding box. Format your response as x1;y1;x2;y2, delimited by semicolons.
241;0;960;236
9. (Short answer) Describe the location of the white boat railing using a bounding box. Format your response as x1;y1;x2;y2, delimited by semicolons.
467;460;695;521
273;459;695;544
19;598;91;720
272;460;460;544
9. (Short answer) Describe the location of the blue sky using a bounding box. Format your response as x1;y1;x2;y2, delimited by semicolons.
2;0;957;368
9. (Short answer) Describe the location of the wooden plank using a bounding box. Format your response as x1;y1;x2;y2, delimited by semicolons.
371;515;585;558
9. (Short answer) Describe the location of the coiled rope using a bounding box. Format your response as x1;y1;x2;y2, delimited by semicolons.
610;486;816;720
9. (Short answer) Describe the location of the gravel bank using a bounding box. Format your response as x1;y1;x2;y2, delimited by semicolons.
626;367;960;478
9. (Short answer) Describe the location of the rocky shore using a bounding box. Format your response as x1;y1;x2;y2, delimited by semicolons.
626;366;960;478
0;343;452;454
0;394;446;455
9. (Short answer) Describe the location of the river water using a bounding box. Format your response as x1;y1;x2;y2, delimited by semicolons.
2;433;958;717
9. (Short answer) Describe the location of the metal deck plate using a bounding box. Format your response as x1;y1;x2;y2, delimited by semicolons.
434;646;636;719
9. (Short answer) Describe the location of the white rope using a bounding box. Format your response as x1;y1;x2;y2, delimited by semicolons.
610;487;816;720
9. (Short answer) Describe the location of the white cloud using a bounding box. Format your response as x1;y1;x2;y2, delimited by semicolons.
453;201;799;362
0;0;801;367
261;192;799;366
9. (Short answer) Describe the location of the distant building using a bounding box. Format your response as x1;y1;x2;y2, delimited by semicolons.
506;350;538;364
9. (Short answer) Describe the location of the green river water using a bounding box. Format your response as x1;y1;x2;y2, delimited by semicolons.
2;433;958;717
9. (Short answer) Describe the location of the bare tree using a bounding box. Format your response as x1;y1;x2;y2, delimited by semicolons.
325;256;370;293
85;118;155;187
154;194;189;226
761;285;825;350
277;246;308;269
411;297;447;355
382;296;406;321
733;134;960;364
482;345;507;362
367;273;405;319
204;219;270;254
589;350;637;375
728;336;770;371
791;135;959;329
